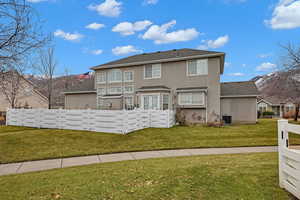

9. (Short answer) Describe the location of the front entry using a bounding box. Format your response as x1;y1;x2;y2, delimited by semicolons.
141;94;160;110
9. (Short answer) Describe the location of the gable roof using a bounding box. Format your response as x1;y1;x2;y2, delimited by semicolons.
221;81;259;97
91;48;225;74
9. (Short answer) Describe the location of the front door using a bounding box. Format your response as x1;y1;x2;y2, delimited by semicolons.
141;94;160;110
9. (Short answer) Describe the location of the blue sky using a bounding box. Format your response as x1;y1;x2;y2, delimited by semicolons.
28;0;300;82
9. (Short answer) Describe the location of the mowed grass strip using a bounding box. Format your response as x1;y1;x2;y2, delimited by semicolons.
1;119;300;164
0;153;292;200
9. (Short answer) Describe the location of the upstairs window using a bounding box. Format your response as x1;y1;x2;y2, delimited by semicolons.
178;92;205;106
144;64;161;79
187;59;208;76
124;71;134;82
108;69;122;83
124;85;134;94
108;87;122;94
97;72;106;84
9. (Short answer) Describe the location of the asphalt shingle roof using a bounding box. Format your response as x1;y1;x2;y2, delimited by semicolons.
221;81;259;97
91;48;224;70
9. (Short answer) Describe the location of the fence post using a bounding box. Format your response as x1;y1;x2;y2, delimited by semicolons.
6;108;9;126
278;119;288;188
122;110;128;134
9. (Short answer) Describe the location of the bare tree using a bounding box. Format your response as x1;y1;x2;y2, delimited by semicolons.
279;42;300;121
0;62;27;108
36;47;57;109
0;0;48;68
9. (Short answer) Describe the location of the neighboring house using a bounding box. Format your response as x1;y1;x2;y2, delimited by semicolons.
65;48;259;124
257;96;296;118
0;72;49;112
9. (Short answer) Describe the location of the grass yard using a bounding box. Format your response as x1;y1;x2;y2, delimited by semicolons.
0;153;293;200
1;119;300;164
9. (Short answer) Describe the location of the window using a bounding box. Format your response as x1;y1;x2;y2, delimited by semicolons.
187;59;208;76
144;64;161;79
97;88;106;96
162;94;169;110
124;96;134;110
108;69;122;83
124;71;134;82
108;87;122;94
124;85;134;94
178;92;205;106
142;94;160;110
97;72;106;83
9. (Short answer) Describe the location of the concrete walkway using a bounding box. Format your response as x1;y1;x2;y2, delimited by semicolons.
0;146;277;176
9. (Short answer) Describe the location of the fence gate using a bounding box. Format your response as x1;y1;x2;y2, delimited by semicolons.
278;120;300;199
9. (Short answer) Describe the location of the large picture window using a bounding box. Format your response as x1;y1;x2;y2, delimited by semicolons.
187;59;208;76
144;64;161;79
108;69;122;83
178;92;205;106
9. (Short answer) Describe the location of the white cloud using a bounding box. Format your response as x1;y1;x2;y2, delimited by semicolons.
256;62;277;71
198;35;229;50
242;64;247;67
88;0;122;17
228;72;245;76
54;29;83;41
91;49;103;55
86;23;105;30
142;20;199;44
144;0;158;5
112;45;142;55
265;0;300;29
112;20;152;36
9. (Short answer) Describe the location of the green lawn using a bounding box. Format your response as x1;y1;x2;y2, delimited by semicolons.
0;153;292;200
1;119;300;164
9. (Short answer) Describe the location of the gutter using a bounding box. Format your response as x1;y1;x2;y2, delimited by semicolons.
220;95;259;98
64;91;96;95
91;53;225;73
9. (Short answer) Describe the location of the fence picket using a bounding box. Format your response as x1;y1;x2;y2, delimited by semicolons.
278;120;300;199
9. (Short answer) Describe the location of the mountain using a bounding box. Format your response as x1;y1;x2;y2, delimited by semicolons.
252;69;300;103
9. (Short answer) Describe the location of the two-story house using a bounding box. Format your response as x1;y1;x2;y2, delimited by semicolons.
65;48;259;124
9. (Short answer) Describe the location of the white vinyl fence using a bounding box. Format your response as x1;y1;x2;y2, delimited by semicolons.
6;108;175;134
278;120;300;199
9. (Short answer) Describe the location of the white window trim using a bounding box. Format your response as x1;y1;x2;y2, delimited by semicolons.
123;71;134;83
97;72;106;84
144;64;161;80
186;59;208;77
97;87;106;96
108;69;122;83
108;86;122;94
178;92;205;106
123;85;134;94
140;93;161;110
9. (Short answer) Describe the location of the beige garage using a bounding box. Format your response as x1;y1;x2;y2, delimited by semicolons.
220;82;258;124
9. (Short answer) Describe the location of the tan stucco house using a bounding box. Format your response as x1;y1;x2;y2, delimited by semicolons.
257;96;297;118
0;72;49;112
65;48;259;124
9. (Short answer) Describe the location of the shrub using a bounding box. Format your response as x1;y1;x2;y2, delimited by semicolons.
263;111;274;116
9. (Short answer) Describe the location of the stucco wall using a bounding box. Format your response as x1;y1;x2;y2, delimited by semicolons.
65;93;97;109
0;78;48;112
221;97;257;124
95;57;222;123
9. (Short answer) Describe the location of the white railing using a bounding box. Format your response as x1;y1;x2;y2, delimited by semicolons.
278;119;300;199
6;109;176;134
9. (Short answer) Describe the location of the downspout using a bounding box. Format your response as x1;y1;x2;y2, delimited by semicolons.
205;92;208;123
